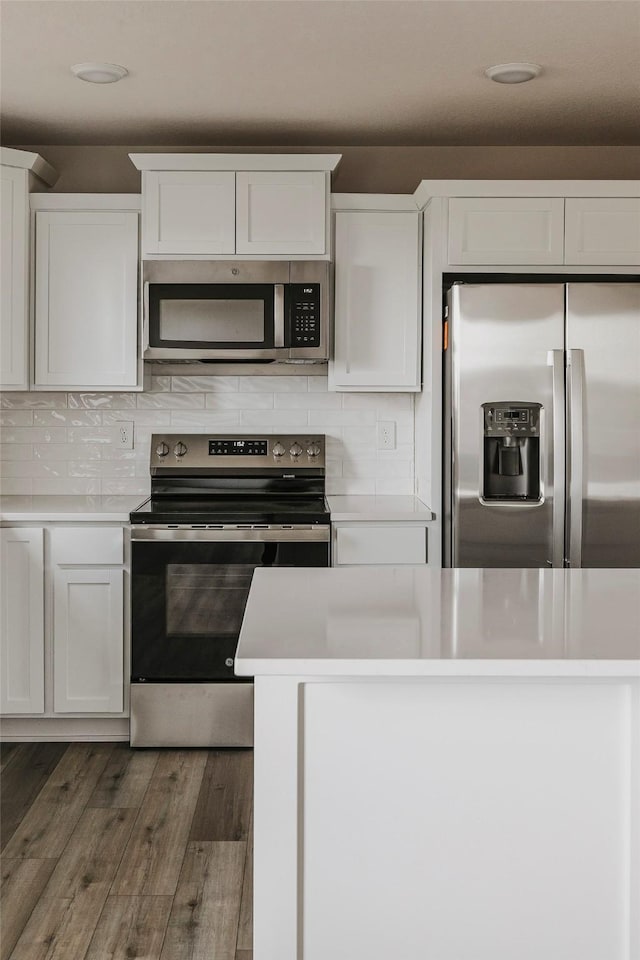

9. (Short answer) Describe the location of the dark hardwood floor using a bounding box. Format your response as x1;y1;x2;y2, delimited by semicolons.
0;742;253;960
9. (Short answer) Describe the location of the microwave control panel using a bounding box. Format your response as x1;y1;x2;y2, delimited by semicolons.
287;284;321;347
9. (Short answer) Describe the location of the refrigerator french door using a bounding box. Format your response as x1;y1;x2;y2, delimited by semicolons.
444;281;640;568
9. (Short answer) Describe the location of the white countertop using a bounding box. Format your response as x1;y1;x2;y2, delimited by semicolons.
0;494;434;524
236;567;640;678
327;495;434;522
0;495;142;523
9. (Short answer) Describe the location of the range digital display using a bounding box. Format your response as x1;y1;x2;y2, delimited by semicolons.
209;439;268;456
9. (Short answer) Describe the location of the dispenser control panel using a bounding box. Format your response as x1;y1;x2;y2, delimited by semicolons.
483;403;540;438
481;402;542;502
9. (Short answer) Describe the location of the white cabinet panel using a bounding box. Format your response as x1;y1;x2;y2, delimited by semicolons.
236;171;326;255
0;528;44;714
53;566;123;713
0;166;29;389
34;210;139;389
50;526;123;566
333;525;427;565
142;170;236;256
448;197;565;265
565;197;640;265
330;210;421;391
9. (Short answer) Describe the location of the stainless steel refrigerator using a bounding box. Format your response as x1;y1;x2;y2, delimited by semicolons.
443;281;640;568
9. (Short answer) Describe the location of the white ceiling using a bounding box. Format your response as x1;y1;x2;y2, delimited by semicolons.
1;0;639;147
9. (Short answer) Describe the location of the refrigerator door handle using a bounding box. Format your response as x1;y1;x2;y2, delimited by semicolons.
567;348;585;567
549;349;565;568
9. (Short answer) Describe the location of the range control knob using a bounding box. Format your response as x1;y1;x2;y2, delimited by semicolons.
272;442;286;458
307;443;321;458
173;441;188;458
155;442;169;458
290;442;303;458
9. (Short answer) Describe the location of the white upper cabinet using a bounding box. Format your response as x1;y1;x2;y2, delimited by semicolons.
32;196;140;390
1;166;29;389
130;154;340;260
236;171;327;255
0;148;57;391
448;197;565;265
330;200;421;392
141;170;236;256
415;182;640;268
565;198;640;265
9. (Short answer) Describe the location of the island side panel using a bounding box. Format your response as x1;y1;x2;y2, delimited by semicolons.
253;676;302;960
298;678;638;960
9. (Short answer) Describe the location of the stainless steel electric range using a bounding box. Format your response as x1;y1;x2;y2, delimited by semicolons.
129;433;330;747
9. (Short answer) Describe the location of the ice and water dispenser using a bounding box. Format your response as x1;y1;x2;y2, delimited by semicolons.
481;402;542;501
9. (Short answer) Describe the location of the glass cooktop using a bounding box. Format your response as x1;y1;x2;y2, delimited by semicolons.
130;495;330;526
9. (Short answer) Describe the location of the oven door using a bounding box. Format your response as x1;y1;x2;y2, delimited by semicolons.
130;526;329;681
144;282;286;360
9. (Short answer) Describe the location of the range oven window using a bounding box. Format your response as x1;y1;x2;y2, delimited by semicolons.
165;563;253;637
149;283;274;349
131;536;328;682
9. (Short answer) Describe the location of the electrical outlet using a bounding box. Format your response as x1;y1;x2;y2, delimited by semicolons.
117;421;134;449
377;420;396;450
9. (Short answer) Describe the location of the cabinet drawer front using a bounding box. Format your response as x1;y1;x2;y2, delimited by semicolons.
448;198;565;265
335;525;427;565
51;527;123;565
565;198;640;265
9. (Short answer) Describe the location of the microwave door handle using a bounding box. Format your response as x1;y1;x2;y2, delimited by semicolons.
274;284;285;347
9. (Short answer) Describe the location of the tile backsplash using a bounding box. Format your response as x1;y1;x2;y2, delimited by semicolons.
0;375;415;497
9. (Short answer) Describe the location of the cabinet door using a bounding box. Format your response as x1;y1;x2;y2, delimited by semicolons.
0;166;29;390
53;566;123;713
0;528;44;714
236;171;327;255
330;210;421;391
448;198;565;265
142;170;235;256
333;525;428;565
34;210;139;389
565;198;640;265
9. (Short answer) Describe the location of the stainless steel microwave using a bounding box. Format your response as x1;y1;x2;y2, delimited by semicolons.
143;260;329;362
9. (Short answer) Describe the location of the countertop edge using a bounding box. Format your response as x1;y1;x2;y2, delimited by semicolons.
1;512;132;523
327;495;435;522
235;658;640;679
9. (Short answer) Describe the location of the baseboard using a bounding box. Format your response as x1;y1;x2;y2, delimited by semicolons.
0;716;130;742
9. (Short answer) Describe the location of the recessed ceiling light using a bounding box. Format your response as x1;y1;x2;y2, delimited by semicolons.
485;62;542;84
71;62;128;84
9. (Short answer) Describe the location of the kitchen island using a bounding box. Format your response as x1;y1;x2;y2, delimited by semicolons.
235;566;640;960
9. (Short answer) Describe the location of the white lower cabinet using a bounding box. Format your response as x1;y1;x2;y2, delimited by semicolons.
51;527;124;713
0;528;45;713
0;524;126;719
332;524;428;566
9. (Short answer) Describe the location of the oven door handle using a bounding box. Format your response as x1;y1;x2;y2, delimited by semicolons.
131;525;331;543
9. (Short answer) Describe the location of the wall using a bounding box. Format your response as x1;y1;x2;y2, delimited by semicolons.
0;375;414;498
16;145;640;194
